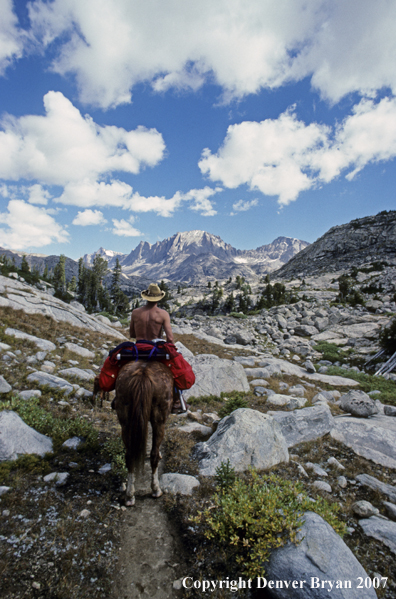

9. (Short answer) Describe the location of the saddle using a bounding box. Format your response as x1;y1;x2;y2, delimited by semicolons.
98;340;195;393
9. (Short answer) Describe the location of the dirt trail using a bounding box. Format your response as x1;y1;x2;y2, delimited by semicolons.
112;430;187;599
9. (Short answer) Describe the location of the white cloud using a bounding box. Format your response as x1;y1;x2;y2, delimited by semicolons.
0;0;24;75
199;97;396;205
28;183;51;205
0;91;165;185
230;198;258;215
0;199;69;250
57;179;221;217
25;0;396;107
72;209;107;226
112;217;142;237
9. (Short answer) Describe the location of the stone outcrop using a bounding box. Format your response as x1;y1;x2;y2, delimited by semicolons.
268;404;334;448
275;210;396;278
0;411;53;461
184;354;250;400
265;511;377;598
193;408;289;476
331;414;396;468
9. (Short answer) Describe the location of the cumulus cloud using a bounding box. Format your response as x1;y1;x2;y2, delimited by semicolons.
0;91;165;185
0;199;69;250
199;97;396;205
24;0;396;107
0;0;24;75
57;179;221;217
28;184;51;205
72;209;107;226
230;198;258;215
112;217;142;237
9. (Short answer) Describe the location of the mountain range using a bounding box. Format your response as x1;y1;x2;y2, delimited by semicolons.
83;231;309;283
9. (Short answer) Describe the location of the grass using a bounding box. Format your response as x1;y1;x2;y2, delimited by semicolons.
326;366;396;405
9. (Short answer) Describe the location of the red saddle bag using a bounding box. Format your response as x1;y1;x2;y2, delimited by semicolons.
163;353;196;390
98;356;120;392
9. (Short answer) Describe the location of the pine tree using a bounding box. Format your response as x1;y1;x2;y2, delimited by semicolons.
20;255;30;274
110;258;130;316
53;255;66;295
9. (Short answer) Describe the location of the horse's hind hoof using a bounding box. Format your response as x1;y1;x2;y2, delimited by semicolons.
125;498;135;506
152;489;163;498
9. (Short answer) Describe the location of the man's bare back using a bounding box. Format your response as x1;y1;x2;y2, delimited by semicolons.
130;303;174;343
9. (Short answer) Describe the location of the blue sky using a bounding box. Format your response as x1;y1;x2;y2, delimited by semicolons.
0;0;396;260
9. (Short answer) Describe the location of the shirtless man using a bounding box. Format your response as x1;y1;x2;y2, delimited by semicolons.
130;283;174;343
129;283;187;412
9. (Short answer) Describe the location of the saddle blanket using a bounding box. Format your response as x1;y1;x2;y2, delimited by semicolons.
98;340;195;393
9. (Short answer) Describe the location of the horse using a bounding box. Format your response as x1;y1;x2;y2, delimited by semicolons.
114;360;174;506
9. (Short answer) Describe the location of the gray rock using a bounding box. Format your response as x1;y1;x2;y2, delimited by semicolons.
266;511;376;598
327;457;345;470
306;462;328;477
26;371;74;395
359;516;396;554
58;367;96;382
352;500;379;518
233;356;257;366
294;325;319;337
356;473;396;503
4;328;56;351
383;501;396;521
160;473;200;495
338;476;348;488
184;354;249;400
175;341;194;359
254;386;267;397
384;405;396;417
312;480;332;493
95;314;111;325
312;391;337;404
193;408;289;476
234;330;255;345
98;463;112;474
331;414;396;468
178;422;213;435
269;404;334;448
249;379;269;387
0;486;11;496
62;436;84;449
18;390;42;400
0;375;12;393
267;394;307;409
64;342;95;359
0;411;53;461
43;472;69;486
288;385;305;397
304;360;316;373
340;390;378;418
41;361;56;374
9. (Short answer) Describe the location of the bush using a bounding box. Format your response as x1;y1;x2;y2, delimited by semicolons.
313;341;352;364
0;396;99;450
102;436;127;476
191;470;345;578
379;317;396;355
218;395;249;418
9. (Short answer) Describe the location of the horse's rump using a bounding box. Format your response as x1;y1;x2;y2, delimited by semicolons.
115;361;173;473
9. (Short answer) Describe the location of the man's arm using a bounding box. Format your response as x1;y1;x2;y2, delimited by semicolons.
162;311;174;343
129;311;136;338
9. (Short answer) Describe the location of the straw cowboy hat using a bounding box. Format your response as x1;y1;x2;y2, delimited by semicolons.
141;283;165;302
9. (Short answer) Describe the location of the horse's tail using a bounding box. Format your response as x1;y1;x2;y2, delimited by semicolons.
125;367;154;473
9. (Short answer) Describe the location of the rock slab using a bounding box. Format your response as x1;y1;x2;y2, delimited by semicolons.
184;354;249;400
266;511;377;598
193;408;289;476
0;410;53;461
339;390;378;418
331;414;396;469
359;516;396;555
268;404;334;448
160;473;200;496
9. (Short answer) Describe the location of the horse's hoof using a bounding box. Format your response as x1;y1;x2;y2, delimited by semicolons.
152;489;163;498
125;498;135;506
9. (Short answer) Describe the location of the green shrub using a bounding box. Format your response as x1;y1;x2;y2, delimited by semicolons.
313;342;352;364
218;396;249;418
101;436;127;476
191;470;345;578
379;317;396;354
215;459;236;491
0;396;99;450
326;366;396;406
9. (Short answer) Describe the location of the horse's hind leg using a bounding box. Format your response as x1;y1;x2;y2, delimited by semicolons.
126;469;135;506
150;424;166;498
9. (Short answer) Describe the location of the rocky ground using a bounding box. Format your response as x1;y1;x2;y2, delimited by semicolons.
1;270;396;598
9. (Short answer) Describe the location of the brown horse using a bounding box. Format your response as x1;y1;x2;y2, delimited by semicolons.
114;360;174;506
